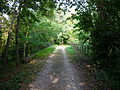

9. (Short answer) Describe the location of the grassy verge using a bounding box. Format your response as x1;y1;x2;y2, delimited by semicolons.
32;45;57;59
66;45;113;89
0;45;56;90
65;45;76;55
65;45;77;60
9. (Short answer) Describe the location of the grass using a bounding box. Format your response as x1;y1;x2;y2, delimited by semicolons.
0;45;56;90
65;45;78;61
32;45;57;59
65;45;76;55
0;60;45;90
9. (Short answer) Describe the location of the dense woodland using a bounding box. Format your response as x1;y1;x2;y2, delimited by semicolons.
0;0;120;89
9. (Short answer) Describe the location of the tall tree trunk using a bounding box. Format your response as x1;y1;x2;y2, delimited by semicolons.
15;8;20;64
23;29;28;58
2;31;12;64
15;18;20;64
2;0;16;63
96;0;107;21
15;0;22;65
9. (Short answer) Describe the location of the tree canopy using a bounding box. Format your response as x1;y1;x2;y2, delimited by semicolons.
0;0;120;89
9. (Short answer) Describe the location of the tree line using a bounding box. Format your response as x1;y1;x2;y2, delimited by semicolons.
0;0;120;89
0;0;61;64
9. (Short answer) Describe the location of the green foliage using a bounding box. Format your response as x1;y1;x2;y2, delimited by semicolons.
71;0;120;68
56;31;70;44
0;60;45;89
0;0;120;89
70;0;120;89
0;0;60;61
0;45;56;89
32;45;57;59
65;45;75;55
18;12;61;58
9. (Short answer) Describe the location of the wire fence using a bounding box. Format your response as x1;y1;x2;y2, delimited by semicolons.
71;43;92;56
78;44;92;56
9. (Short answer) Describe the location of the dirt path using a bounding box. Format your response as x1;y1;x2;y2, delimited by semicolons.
29;46;84;90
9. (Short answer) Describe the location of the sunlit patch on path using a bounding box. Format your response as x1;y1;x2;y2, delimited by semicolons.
29;45;84;90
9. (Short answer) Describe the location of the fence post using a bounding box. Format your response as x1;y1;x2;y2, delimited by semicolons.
86;45;87;56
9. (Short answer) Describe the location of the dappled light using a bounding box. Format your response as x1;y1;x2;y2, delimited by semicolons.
86;64;91;68
66;84;77;89
28;84;35;88
0;0;119;89
51;77;59;84
67;84;72;88
28;45;83;90
56;45;66;50
79;82;85;86
29;60;36;64
49;54;55;58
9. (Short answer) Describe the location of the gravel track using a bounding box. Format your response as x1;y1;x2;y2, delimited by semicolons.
29;46;83;90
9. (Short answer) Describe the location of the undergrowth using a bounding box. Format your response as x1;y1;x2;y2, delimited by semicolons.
0;45;56;90
32;45;57;59
68;45;120;90
65;45;75;55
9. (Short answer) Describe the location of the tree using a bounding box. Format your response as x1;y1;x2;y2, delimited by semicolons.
1;0;57;64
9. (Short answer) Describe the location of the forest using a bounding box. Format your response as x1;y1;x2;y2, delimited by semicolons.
0;0;120;90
